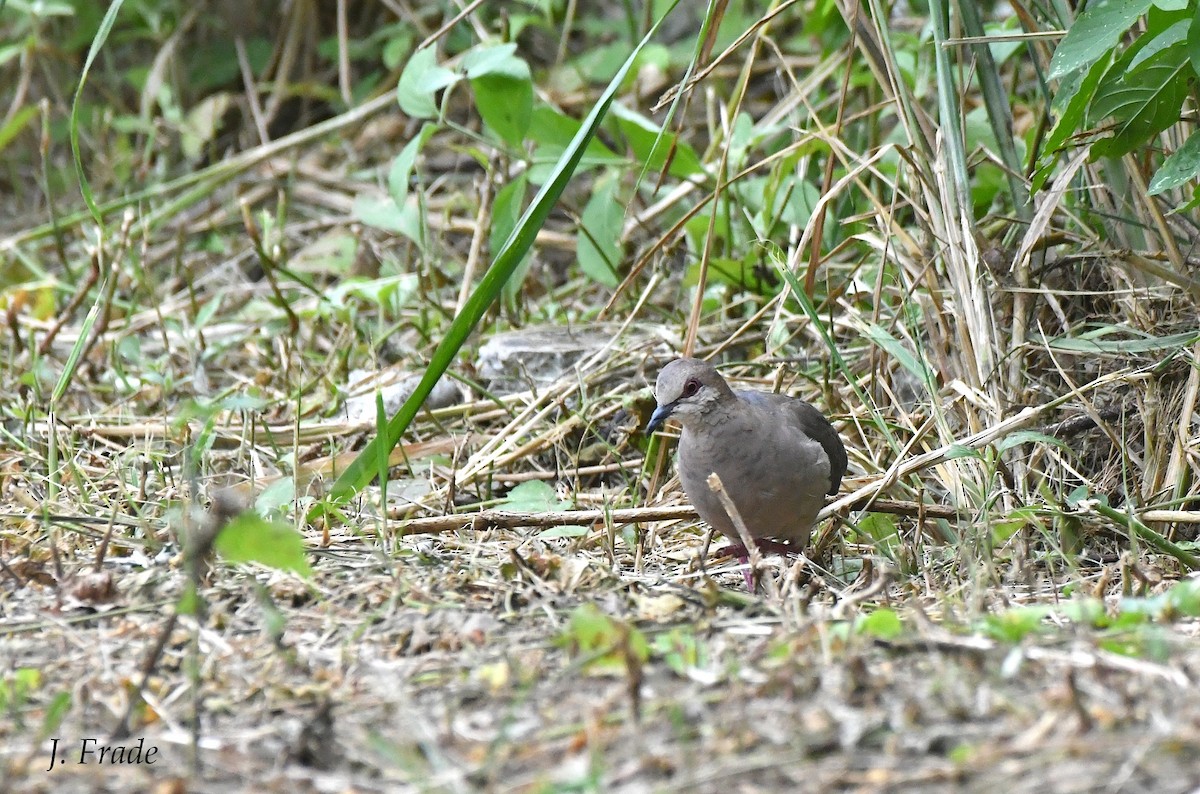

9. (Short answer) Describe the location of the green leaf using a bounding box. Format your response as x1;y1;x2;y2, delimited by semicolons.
40;691;71;739
291;230;360;276
255;477;295;514
492;173;532;304
322;2;683;510
1057;597;1108;625
996;430;1071;452
353;194;424;245
177;581;201;616
559;603;650;672
1043;327;1200;354
397;46;458;119
462;44;533;147
501;480;570;511
856;608;904;639
71;0;124;226
1149;130;1200;194
855;512;899;550
990;506;1037;544
1065;484;1092;508
537;525;590;539
461;42;525;79
861;322;932;387
577;172;623;287
1042;56;1109;167
215;511;314;578
1089;44;1190;158
1048;0;1155;79
945;444;982;460
527;106;623;182
387;122;436;206
1165;577;1200;615
1189;0;1200;78
1129;19;1189;69
611;103;705;179
0;105;38;155
980;605;1052;642
472;72;533;147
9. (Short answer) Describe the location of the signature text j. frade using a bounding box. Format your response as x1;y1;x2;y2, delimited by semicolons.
46;737;159;771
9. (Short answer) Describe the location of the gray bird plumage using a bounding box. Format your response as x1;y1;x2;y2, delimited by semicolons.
647;358;846;551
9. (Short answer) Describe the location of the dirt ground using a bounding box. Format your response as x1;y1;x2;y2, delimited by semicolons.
4;518;1200;793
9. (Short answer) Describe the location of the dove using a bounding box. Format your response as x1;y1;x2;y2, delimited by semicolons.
647;358;846;583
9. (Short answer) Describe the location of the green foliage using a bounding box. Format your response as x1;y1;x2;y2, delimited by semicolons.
976;579;1200;655
855;608;905;639
1045;0;1198;192
501;480;570;511
853;513;901;555
651;628;708;676
577;171;625;287
0;668;70;739
214;511;314;578
558;603;650;674
326;9;680;507
464;44;534;147
1042;326;1200;356
499;481;587;538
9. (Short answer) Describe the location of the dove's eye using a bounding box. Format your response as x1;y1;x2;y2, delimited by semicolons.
682;379;701;398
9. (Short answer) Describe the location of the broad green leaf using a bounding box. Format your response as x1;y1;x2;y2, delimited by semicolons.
1043;56;1110;162
980;605;1052;642
40;692;71;738
990;506;1038;544
397;46;457;119
461;42;526;79
291;230;359;275
215;511;313;578
1057;597;1107;625
388;122;436;206
327;274;418;309
1089;44;1190;157
856;512;899;549
1129;19;1189;69
527;105;621;158
945;444;982;460
352;194;424;246
501;480;570;511
611;103;705;179
778;179;820;227
856;608;904;639
1149;129;1200;194
1189;0;1200;78
1048;0;1155;79
559;603;650;673
463;43;533;147
528;106;624;183
577;172;623;287
472;72;533;147
1165;577;1200;615
255;477;296;514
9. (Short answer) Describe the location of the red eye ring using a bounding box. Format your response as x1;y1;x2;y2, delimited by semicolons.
682;379;700;398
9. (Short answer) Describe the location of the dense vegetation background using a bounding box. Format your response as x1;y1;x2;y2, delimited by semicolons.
3;0;1200;790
